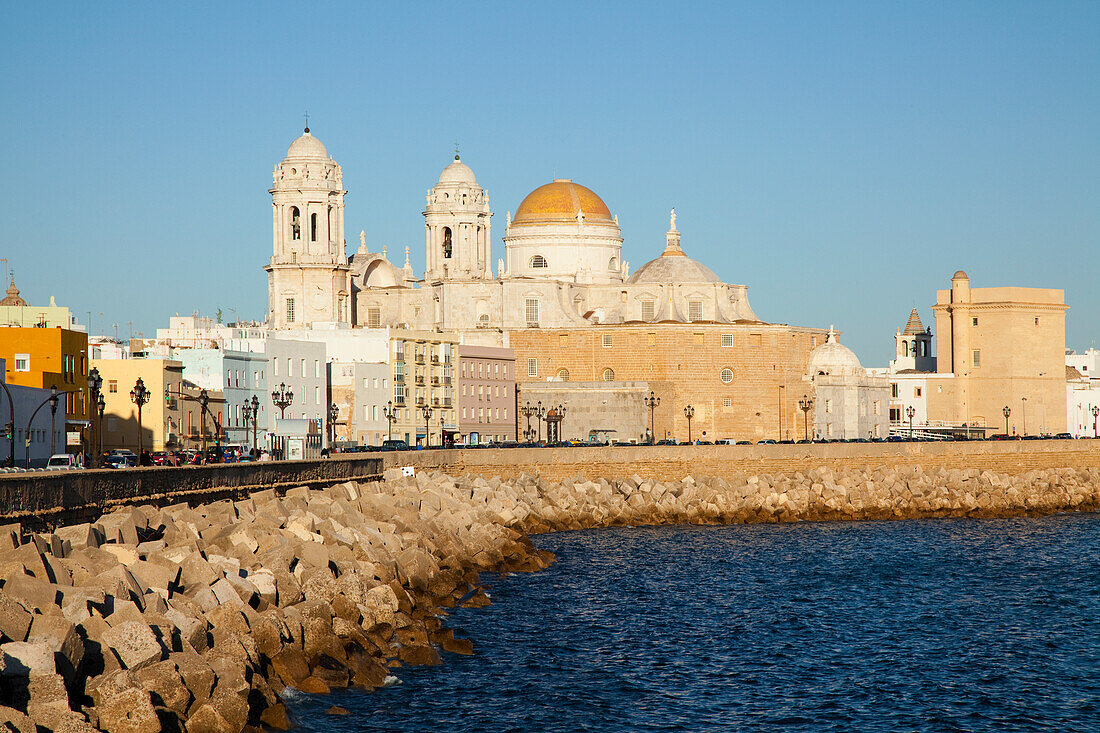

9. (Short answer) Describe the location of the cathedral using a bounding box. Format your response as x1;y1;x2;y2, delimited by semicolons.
266;128;760;344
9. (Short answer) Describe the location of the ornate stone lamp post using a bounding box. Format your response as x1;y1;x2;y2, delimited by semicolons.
906;405;915;440
545;404;566;444
327;402;339;446
683;404;695;444
271;383;293;420
1003;405;1011;437
644;391;660;444
798;395;813;441
87;367;103;467
383;400;398;441
24;386;60;468
130;378;150;459
420;403;433;447
1092;405;1099;438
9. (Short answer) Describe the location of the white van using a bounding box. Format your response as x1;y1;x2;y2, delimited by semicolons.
46;454;82;470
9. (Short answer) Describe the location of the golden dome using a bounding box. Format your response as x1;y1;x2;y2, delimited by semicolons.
512;179;614;225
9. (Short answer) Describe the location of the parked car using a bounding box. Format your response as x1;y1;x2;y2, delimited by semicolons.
381;439;410;451
46;453;82;470
150;451;170;466
106;453;137;469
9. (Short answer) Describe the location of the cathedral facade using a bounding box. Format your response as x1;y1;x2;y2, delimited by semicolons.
267;129;760;344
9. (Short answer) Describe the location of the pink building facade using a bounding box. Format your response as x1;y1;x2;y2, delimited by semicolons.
456;345;515;444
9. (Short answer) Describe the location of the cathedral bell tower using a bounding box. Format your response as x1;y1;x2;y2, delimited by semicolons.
265;128;351;329
423;154;492;282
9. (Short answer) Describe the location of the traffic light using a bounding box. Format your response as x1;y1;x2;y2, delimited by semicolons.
2;423;11;441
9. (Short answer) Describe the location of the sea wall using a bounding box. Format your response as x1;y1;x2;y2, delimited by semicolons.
1;463;1098;731
378;439;1100;481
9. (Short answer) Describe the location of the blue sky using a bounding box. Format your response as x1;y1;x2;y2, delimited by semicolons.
4;1;1098;363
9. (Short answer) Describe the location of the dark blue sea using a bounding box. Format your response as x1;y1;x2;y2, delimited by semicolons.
288;515;1100;732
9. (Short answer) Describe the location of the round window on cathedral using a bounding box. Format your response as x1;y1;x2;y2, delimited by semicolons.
557;368;570;382
720;368;734;384
601;368;615;381
529;255;548;269
290;168;296;175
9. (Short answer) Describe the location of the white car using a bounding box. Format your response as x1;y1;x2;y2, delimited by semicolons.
45;454;82;470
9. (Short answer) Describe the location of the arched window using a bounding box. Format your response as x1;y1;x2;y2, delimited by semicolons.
609;257;618;271
530;255;548;269
601;368;615;381
557;368;570;382
478;314;490;327
903;341;909;357
720;368;734;384
443;228;452;258
290;207;301;240
310;213;318;241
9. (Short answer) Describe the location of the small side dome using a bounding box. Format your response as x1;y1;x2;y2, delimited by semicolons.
438;156;477;185
628;256;720;284
807;330;864;377
286;129;328;160
0;278;27;307
952;269;969;280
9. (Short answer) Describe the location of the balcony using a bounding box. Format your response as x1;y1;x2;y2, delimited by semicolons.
431;376;440;386
415;376;425;385
395;374;405;384
431;356;440;365
443;377;452;386
443;398;453;407
416;397;425;406
432;398;440;407
414;354;426;365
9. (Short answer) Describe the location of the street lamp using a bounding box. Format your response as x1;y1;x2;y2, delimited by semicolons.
327;402;339;446
798;395;813;441
199;389;210;458
87;367;103;467
272;383;293;420
383;400;398;441
778;384;785;440
0;374;16;467
24;386;60;468
96;393;105;459
683;405;695;444
644;391;660;444
242;395;260;454
532;400;547;443
130;377;150;460
906;405;915;440
1003;405;1011;436
1021;397;1027;436
420;403;433;447
520;401;537;443
1091;405;1099;438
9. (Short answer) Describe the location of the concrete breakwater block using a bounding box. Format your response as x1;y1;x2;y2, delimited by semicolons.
0;466;1096;731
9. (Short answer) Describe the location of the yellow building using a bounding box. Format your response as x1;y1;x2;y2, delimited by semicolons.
91;358;184;453
510;323;828;442
0;326;89;451
930;271;1068;435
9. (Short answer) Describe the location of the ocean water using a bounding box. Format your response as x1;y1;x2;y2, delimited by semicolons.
290;515;1100;732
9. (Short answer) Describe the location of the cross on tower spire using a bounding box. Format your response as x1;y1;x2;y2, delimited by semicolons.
454;141;460;160
303;111;310;133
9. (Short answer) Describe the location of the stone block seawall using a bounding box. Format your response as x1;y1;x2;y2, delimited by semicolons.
1;464;1098;731
0;458;383;527
377;439;1100;482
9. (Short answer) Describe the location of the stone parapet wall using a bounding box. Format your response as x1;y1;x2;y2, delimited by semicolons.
376;440;1100;482
0;458;383;526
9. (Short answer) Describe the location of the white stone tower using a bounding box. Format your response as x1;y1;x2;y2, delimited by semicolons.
265;128;351;329
892;308;935;372
423;154;492;282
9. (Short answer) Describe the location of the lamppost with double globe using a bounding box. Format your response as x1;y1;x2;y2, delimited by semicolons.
87;367;103;466
327;402;339;447
1003;405;1011;437
798;395;814;441
420;403;433;447
520;401;537;442
383;401;398;441
241;395;260;454
906;405;915;440
1091;405;1098;438
130;378;150;459
644;391;660;444
683;405;695;444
